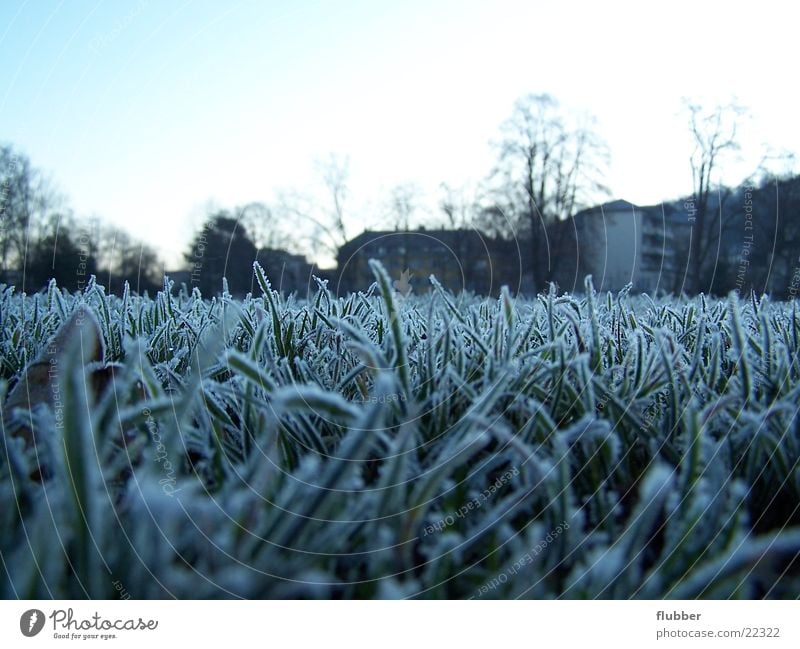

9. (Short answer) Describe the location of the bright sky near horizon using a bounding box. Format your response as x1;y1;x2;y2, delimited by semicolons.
1;0;797;267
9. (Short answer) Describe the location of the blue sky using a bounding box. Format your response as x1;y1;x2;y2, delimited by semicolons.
1;0;797;267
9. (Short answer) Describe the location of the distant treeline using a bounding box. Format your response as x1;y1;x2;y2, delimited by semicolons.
0;144;162;295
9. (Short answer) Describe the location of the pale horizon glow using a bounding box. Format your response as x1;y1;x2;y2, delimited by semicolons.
1;0;797;268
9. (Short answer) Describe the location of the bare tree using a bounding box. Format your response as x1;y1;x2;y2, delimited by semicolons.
439;182;479;229
236;201;291;251
487;94;608;291
275;154;352;266
317;153;350;246
0;145;61;281
387;183;422;231
97;225;162;292
684;99;746;293
23;210;100;292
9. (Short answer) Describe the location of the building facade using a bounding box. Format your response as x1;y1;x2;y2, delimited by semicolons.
335;228;523;296
572;199;690;294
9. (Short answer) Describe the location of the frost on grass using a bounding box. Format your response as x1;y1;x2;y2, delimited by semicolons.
1;269;799;599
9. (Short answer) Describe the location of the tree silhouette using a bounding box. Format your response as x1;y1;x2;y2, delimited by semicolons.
0;144;61;284
94;224;161;294
485;94;609;292
24;214;97;292
683;99;745;294
184;212;258;297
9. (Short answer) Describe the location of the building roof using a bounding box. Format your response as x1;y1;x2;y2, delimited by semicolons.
574;199;639;216
573;199;691;226
342;227;487;246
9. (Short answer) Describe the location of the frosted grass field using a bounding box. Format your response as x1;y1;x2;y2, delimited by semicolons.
1;261;799;599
